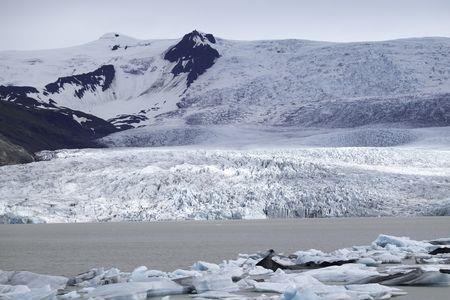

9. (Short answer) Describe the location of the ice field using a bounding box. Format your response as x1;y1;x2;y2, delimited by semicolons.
1;126;450;223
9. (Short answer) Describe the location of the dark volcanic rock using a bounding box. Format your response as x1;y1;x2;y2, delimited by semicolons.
429;247;450;255
0;87;119;155
256;250;285;272
0;134;34;166
164;30;219;87
0;85;38;99
44;64;115;98
108;113;149;130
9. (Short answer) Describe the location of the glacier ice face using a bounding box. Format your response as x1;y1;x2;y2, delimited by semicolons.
1;141;450;223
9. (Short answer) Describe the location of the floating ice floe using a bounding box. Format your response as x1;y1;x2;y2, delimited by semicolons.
0;234;449;299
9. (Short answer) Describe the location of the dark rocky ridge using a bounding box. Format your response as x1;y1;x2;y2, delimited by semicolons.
0;64;120;165
0;100;118;153
0;86;119;165
44;64;115;98
0;85;39;99
108;113;149;130
164;30;220;87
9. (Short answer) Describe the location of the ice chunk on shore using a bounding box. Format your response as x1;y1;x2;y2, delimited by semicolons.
0;284;30;294
70;267;123;287
373;234;432;252
357;257;381;267
278;281;402;300
255;272;350;297
169;269;202;279
428;237;450;245
294;249;327;264
383;265;450;286
254;281;292;293
59;290;80;299
0;285;56;300
131;266;166;282
0;284;34;300
281;288;322;300
0;270;67;290
372;253;403;264
293;248;358;268
345;283;407;298
303;264;380;283
194;290;244;299
87;279;187;299
193;274;239;293
192;261;221;272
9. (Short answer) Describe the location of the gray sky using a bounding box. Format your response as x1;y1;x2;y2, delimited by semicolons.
1;0;450;51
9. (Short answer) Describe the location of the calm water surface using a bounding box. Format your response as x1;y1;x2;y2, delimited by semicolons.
0;217;449;300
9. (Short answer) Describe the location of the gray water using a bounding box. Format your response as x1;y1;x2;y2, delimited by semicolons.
1;217;449;299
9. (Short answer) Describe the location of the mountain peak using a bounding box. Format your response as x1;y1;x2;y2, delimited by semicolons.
164;30;220;87
99;32;122;40
183;30;216;45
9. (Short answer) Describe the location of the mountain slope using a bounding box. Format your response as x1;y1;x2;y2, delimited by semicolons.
0;86;118;159
1;32;449;131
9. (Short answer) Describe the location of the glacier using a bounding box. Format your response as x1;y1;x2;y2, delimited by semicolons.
0;126;449;223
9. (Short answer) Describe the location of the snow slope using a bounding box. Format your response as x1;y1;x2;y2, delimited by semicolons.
1;141;449;223
1;32;450;129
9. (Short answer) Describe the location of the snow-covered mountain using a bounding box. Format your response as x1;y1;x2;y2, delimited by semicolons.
1;31;450;222
1;31;450;132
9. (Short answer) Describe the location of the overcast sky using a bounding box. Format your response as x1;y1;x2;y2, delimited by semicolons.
1;0;450;51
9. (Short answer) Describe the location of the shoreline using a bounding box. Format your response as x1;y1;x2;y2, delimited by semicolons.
2;215;448;226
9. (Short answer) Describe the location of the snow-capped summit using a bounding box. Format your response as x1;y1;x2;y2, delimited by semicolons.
98;32;122;39
96;32;138;43
94;32;142;51
178;30;217;45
